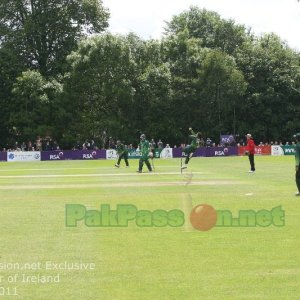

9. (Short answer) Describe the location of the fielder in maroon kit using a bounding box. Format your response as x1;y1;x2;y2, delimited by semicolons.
245;133;256;173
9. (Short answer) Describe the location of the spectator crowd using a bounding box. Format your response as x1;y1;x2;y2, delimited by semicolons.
0;136;298;152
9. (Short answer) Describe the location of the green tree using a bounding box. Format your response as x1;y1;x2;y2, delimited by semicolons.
126;36;173;141
163;25;247;142
0;45;24;147
162;30;204;141
0;0;109;146
165;7;249;55
0;0;109;76
11;70;63;141
63;33;173;146
235;33;300;141
64;34;137;144
197;49;247;136
164;7;300;143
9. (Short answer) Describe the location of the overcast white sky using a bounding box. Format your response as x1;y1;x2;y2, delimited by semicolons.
102;0;300;51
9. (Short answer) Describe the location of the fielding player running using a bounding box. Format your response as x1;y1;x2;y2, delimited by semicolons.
115;140;129;168
294;133;300;196
181;128;201;170
137;134;153;173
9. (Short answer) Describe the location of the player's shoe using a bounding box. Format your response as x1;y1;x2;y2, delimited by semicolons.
181;164;187;170
136;170;142;173
115;164;120;168
248;170;255;173
295;192;300;196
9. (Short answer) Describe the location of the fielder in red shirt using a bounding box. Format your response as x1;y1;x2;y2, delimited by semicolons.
245;133;256;172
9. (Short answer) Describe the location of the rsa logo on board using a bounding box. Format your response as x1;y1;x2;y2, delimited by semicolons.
50;152;64;160
82;151;97;159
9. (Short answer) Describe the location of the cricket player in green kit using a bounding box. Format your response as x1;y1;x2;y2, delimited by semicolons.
115;140;129;168
294;133;300;196
181;128;201;170
137;134;153;173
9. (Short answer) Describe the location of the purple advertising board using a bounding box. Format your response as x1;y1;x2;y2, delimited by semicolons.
172;147;206;158
0;152;7;161
172;147;237;158
40;147;237;161
41;150;106;161
194;147;207;157
172;148;184;158
205;146;238;157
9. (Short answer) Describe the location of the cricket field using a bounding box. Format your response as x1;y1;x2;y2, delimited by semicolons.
0;155;299;299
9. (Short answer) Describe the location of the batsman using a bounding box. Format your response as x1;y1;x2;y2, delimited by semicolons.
137;134;153;173
181;127;201;170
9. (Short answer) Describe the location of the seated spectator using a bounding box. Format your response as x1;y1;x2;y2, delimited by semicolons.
36;138;42;151
150;139;156;149
73;140;82;150
157;139;163;148
53;141;60;150
14;142;21;151
206;138;212;147
108;137;116;149
90;140;96;150
21;142;27;151
199;138;205;147
45;141;52;151
27;141;34;151
83;140;91;150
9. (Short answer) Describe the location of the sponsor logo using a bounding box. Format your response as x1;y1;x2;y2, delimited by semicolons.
82;151;97;159
284;148;295;154
50;155;60;160
50;152;64;160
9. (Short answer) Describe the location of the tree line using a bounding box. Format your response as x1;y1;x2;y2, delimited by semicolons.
0;2;299;149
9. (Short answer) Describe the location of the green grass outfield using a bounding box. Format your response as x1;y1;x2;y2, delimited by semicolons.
0;156;299;299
